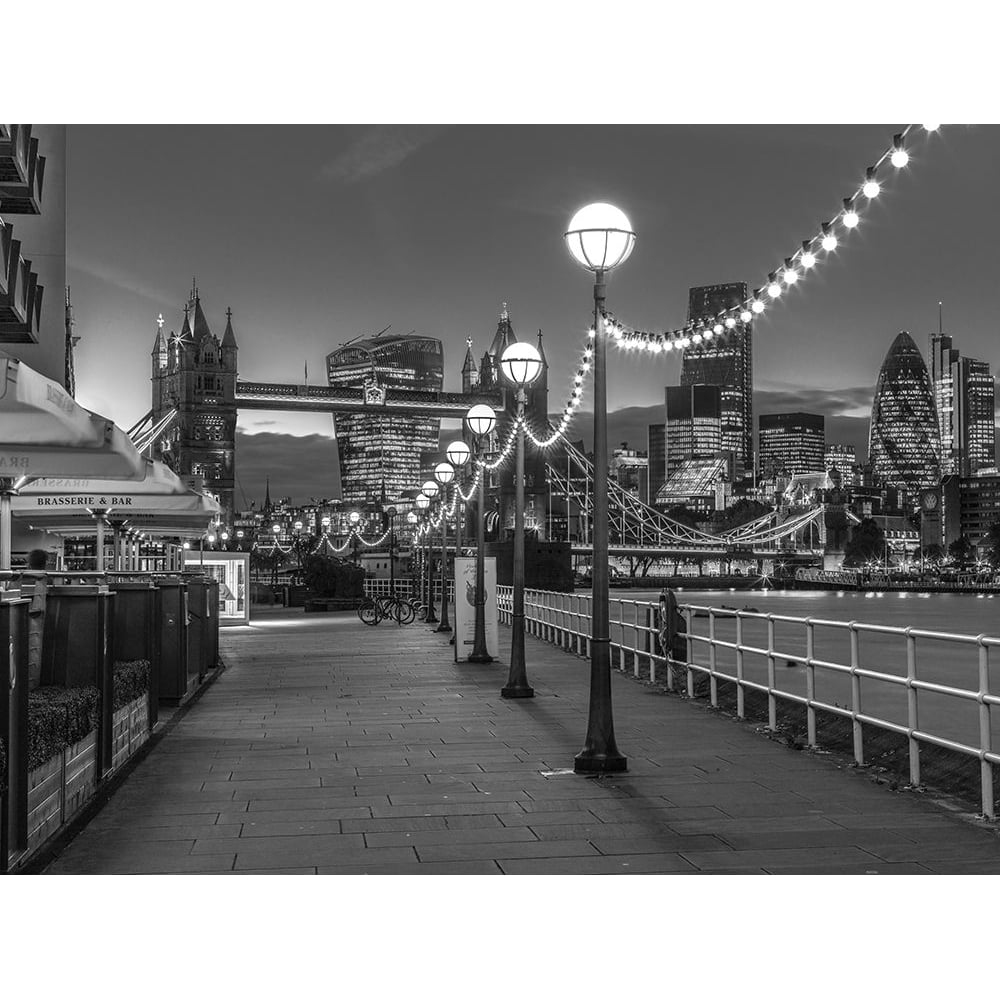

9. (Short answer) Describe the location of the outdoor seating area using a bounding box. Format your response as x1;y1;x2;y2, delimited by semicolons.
0;567;221;872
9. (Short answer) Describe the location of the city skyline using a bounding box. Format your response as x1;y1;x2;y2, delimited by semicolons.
59;125;1000;503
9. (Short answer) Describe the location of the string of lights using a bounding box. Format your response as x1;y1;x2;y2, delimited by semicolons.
602;124;941;352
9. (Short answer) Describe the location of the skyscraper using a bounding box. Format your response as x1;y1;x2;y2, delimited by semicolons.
930;331;995;476
758;412;825;478
665;384;723;478
326;333;444;506
682;282;753;476
647;423;665;506
869;331;941;493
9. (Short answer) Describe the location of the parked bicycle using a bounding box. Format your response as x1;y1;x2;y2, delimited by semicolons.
357;593;416;626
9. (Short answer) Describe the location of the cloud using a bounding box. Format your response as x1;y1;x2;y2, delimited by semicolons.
321;126;446;184
67;261;172;307
234;431;340;507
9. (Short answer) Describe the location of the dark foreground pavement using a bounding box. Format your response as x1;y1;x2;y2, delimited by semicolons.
42;607;1000;874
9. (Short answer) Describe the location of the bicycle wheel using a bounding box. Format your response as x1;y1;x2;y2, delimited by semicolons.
358;600;380;626
393;598;415;625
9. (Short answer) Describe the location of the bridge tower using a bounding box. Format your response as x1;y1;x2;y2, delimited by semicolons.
150;285;238;528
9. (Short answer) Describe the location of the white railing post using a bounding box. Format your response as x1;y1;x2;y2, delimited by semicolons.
647;605;656;684
766;615;777;731
978;637;995;820
735;614;745;719
708;610;718;707
685;607;695;699
850;623;864;765
805;619;817;747
906;628;920;788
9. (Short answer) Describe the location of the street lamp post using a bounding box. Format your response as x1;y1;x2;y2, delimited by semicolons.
270;522;281;586
386;506;397;597
565;201;635;773
445;440;471;651
421;479;440;624
434;462;455;633
465;404;497;663
499;341;544;698
414;492;431;611
349;510;361;565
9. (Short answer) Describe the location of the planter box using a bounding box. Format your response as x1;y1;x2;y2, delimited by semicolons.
26;731;99;855
305;597;362;613
111;694;150;774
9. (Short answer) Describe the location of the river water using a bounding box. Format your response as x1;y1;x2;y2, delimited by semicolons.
591;588;1000;756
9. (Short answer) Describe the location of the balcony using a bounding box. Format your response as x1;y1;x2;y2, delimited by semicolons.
0;124;45;215
0;222;42;342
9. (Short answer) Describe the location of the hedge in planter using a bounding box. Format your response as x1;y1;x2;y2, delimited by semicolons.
113;659;150;711
27;686;100;771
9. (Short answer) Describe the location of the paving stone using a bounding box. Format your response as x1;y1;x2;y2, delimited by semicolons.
43;610;1000;875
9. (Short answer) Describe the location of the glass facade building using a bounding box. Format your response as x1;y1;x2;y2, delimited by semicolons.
647;423;665;507
869;331;941;493
824;443;857;486
758;411;825;478
930;334;996;476
665;384;723;479
326;334;444;507
682;283;753;477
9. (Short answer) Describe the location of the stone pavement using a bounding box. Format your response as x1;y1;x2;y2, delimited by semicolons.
43;606;1000;874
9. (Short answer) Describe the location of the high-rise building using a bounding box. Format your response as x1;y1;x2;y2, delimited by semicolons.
611;442;647;500
682;282;753;476
869;331;941;493
665;384;722;479
151;287;238;524
930;332;996;476
825;443;857;486
647;423;665;506
326;333;444;507
758;412;825;478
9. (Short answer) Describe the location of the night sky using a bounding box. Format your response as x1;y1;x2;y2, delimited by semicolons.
65;125;1000;505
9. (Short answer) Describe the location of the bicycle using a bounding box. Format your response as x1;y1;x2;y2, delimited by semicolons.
358;593;416;626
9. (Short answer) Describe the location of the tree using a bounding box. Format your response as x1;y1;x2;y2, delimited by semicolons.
711;499;772;533
302;553;364;598
663;505;701;530
921;543;944;568
842;517;886;568
985;519;1000;569
948;534;974;568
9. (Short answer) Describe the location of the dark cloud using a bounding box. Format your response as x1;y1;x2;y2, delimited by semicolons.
234;431;340;508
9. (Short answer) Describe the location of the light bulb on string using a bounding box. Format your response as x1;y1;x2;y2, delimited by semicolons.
767;282;782;298
890;135;909;168
800;252;816;269
725;317;736;329
751;300;765;314
783;268;798;285
923;123;939;131
862;167;880;198
842;210;859;229
821;233;838;252
740;309;752;323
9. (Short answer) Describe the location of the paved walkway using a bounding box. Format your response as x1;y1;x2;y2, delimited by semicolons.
44;607;1000;874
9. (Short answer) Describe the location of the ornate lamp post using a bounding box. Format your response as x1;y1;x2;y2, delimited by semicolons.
445;440;471;650
434;462;456;633
465;403;497;662
406;509;419;598
385;505;398;596
421;479;440;624
565;201;635;773
348;510;361;565
499;341;544;698
414;492;430;608
270;522;281;585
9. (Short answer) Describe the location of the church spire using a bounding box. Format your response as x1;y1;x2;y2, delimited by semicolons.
264;477;272;513
222;306;238;348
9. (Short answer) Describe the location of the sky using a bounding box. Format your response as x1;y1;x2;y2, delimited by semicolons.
64;125;1000;505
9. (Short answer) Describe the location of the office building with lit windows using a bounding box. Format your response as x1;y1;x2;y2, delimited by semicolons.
930;332;995;477
825;443;857;486
665;384;724;478
326;334;444;506
758;411;825;478
682;283;753;477
869;331;941;494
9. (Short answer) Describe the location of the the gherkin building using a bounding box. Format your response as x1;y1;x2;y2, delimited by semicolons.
869;331;941;490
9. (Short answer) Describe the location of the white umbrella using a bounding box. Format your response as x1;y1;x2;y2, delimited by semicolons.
0;355;147;568
13;460;222;567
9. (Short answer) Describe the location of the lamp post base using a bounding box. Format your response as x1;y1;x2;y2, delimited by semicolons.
467;651;494;664
574;749;628;774
435;621;452;634
425;609;439;625
501;684;534;699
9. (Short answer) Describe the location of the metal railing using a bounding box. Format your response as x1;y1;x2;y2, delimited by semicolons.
364;578;454;603
496;585;1000;820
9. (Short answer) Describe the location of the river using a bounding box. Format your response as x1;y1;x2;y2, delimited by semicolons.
588;588;1000;755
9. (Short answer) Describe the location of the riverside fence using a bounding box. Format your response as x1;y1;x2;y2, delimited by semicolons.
496;586;1000;820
